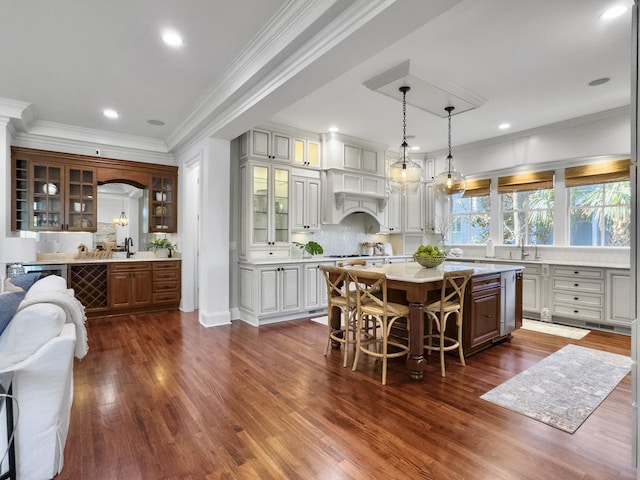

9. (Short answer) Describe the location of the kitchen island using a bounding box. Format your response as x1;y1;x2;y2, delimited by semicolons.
329;261;523;380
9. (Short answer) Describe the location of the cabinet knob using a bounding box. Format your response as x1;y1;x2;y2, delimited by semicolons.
574;297;579;301
574;283;579;287
574;271;579;275
574;310;579;314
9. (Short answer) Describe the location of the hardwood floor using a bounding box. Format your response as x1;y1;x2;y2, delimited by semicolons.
56;311;635;480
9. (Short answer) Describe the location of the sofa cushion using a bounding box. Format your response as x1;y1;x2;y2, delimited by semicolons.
6;273;42;292
25;275;70;299
0;291;26;335
0;303;66;371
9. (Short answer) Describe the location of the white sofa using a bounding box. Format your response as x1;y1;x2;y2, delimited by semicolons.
0;275;88;480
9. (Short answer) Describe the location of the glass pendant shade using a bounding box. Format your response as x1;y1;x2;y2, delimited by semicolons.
434;156;466;197
114;211;129;226
387;85;422;194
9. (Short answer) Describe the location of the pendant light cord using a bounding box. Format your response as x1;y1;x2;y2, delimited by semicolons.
445;106;455;177
400;86;410;167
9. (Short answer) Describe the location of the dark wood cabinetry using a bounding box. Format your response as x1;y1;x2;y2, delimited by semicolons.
108;262;153;309
462;273;502;356
152;261;181;305
11;147;177;233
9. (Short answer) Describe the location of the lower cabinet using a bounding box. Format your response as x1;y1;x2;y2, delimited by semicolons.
605;269;633;327
108;262;152;309
462;273;502;356
152;261;181;305
551;266;604;324
522;264;542;318
303;262;332;311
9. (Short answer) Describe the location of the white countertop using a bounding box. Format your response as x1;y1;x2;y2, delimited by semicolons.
25;252;181;265
356;261;523;283
446;255;630;269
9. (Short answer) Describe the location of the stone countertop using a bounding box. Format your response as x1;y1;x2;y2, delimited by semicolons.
445;255;630;270
25;252;181;265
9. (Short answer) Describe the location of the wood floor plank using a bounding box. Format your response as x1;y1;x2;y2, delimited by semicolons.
54;311;636;479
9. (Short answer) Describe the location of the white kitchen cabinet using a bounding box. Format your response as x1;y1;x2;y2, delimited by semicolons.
522;264;542;317
425;182;435;233
293;137;321;168
239;160;290;259
551;266;605;323
291;170;321;232
239;263;302;325
303;261;332;310
606;269;633;327
381;192;402;232
380;184;424;234
245;128;292;162
321;132;386;175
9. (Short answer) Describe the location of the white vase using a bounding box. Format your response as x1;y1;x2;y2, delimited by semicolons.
154;248;169;258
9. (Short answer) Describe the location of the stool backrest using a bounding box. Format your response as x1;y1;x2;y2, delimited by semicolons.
320;265;351;304
439;269;474;312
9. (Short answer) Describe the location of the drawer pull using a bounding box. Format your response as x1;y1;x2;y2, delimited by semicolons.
574;271;579;274
574;310;579;313
574;283;579;287
574;297;579;300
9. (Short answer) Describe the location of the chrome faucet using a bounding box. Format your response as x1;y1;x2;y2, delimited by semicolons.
125;237;134;258
533;241;540;260
519;236;529;260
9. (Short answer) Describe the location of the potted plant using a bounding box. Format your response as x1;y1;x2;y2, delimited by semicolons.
292;240;324;258
148;238;175;258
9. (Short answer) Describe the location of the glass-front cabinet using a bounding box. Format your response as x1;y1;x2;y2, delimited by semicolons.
13;155;96;232
150;175;177;233
252;164;289;246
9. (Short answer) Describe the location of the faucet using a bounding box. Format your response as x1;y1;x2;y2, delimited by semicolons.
519;236;529;260
125;237;134;258
533;241;541;260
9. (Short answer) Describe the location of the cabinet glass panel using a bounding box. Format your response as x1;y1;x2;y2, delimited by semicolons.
274;168;289;243
253;166;269;244
67;167;95;231
308;142;319;167
31;163;63;230
150;176;176;232
294;139;305;164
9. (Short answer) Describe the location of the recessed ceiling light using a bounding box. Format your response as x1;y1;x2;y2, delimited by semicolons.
499;123;511;130
162;30;183;48
600;5;627;20
328;126;339;132
410;146;420;151
588;77;610;86
147;119;166;126
103;109;119;119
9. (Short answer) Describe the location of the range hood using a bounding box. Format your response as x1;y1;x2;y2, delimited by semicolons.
323;169;387;224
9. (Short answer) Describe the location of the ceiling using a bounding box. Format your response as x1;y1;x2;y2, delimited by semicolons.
0;0;632;157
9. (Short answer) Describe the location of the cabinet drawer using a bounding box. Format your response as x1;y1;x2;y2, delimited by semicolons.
552;266;603;279
153;269;179;281
552;291;603;308
153;292;181;304
153;261;180;271
469;274;501;292
552;303;603;321
552;278;604;294
109;262;152;273
153;281;179;293
523;265;541;275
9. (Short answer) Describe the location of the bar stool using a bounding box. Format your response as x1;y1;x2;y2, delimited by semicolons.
320;265;359;367
350;269;410;385
423;269;474;377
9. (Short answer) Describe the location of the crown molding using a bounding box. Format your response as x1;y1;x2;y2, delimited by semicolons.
168;0;395;154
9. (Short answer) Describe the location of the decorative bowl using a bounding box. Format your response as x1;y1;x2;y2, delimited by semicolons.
413;254;447;268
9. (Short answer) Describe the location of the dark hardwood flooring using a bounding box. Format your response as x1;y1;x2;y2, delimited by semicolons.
56;311;635;479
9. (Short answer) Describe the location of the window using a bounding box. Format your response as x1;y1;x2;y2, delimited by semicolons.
499;171;554;245
566;159;631;246
451;179;490;244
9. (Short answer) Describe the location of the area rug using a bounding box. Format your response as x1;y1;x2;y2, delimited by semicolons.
521;318;590;339
480;344;631;433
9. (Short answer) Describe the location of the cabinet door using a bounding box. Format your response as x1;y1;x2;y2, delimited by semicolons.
273;167;290;243
361;148;379;173
66;166;96;232
466;286;501;352
109;272;133;308
13;158;29;231
131;270;153;306
251;129;271;159
387;192;402;232
291;178;306;231
404;186;424;233
258;268;279;315
306;179;321;231
307;140;320;168
522;274;541;313
304;263;325;310
271;132;291;162
343;144;360;169
31;162;64;230
280;266;300;312
607;270;633;325
150;175;177;233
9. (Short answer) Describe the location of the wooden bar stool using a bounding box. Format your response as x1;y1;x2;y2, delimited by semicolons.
320;265;359;367
350;269;410;385
423;269;474;377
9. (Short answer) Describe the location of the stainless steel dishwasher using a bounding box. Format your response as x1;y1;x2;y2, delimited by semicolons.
500;269;517;336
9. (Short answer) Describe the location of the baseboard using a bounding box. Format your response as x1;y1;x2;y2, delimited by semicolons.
199;309;232;327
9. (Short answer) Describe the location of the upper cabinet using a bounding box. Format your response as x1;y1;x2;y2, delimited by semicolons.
321;132;386;176
11;147;178;233
292;137;321;169
13;149;97;232
244;128;292;162
149;175;177;233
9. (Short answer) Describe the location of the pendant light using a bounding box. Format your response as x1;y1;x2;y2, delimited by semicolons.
113;198;129;227
386;86;422;194
434;106;466;197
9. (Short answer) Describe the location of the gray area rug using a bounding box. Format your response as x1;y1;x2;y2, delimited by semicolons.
480;344;631;433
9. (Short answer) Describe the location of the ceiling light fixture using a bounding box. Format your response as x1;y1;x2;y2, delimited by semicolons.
600;5;627;20
386;86;422;194
328;126;339;132
162;30;183;47
434;106;466;198
113;198;129;227
103;109;119;119
499;123;511;130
